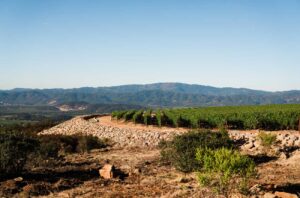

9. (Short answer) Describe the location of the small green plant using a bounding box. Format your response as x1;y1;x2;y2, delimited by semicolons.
159;130;233;172
257;132;277;147
195;147;256;195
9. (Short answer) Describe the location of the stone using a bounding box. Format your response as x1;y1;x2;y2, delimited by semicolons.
99;164;115;179
22;184;34;194
119;164;131;172
56;192;70;198
133;168;141;175
13;177;23;182
140;177;155;185
294;139;300;147
286;139;295;147
254;140;261;148
249;184;262;194
279;152;288;160
244;142;255;150
179;177;190;183
274;191;298;198
263;192;276;198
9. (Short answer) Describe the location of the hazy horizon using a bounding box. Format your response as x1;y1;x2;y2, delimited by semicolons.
1;82;299;92
1;0;300;91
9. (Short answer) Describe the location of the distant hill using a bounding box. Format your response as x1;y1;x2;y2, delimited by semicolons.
1;83;300;107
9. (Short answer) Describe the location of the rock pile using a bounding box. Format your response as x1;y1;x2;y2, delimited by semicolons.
39;116;185;148
229;130;300;155
40;116;300;149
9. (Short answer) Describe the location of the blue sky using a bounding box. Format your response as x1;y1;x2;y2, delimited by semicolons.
0;0;299;91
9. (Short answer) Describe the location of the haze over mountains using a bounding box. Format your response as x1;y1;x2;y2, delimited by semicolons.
1;83;300;107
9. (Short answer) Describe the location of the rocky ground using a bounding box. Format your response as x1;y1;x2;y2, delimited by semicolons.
40;115;187;148
40;115;300;149
1;115;300;197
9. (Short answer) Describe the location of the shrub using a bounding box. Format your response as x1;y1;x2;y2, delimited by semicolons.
156;110;162;127
132;110;143;124
112;110;127;120
143;110;152;125
123;110;136;121
159;130;233;172
76;135;107;153
38;135;76;158
196;147;256;195
38;139;61;158
0;131;38;178
257;132;277;147
38;134;108;158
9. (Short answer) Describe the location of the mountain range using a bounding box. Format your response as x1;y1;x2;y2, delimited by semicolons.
1;83;300;107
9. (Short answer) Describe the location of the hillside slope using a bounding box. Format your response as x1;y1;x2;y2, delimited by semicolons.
1;83;300;107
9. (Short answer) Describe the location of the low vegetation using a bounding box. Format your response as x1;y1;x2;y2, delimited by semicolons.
0;130;108;179
196;147;255;195
257;132;277;147
112;104;300;130
38;134;108;158
159;130;256;195
0;131;37;178
159;130;233;172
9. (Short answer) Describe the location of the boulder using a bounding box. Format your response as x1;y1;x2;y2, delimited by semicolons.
99;164;115;179
274;191;298;198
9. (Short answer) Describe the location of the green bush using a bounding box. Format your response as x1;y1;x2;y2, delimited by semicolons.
123;110;136;121
257;132;277;147
143;110;152;125
112;110;127;120
156;110;162;127
159;130;233;172
196;147;255;195
0;131;38;178
132;110;143;124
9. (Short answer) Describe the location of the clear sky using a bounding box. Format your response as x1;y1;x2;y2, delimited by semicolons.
0;0;299;91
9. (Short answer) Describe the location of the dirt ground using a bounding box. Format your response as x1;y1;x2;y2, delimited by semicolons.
13;146;298;198
1;116;300;197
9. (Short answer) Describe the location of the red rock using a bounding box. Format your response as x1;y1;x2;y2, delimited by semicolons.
99;164;115;179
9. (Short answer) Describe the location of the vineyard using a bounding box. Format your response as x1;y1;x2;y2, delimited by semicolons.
111;104;300;130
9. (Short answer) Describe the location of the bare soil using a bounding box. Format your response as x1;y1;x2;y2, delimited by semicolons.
1;116;300;197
